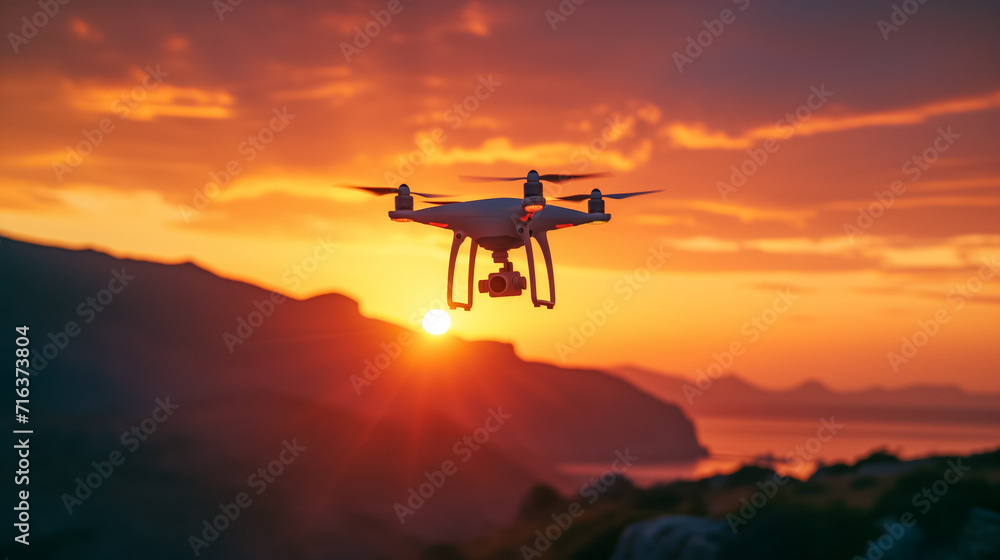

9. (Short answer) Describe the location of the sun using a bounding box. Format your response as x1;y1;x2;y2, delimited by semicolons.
422;309;451;335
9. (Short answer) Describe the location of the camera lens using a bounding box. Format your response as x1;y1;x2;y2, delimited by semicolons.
489;275;507;293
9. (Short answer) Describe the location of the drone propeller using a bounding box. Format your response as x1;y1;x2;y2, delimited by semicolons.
423;200;463;205
337;184;452;198
554;189;662;202
458;171;612;184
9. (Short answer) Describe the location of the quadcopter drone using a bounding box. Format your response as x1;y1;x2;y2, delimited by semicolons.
343;170;659;310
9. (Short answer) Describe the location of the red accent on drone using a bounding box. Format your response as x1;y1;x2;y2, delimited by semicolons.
429;222;449;228
556;223;574;229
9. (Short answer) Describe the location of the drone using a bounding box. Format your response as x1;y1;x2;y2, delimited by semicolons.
343;170;659;310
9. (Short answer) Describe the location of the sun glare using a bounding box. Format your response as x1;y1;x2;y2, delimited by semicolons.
422;309;451;335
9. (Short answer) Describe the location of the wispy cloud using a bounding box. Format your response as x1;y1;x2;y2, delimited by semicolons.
423;136;653;171
660;89;1000;150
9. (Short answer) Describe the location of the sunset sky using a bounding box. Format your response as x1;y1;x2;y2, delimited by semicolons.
2;0;998;392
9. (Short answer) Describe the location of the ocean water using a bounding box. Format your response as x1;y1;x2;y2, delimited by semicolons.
559;416;1000;486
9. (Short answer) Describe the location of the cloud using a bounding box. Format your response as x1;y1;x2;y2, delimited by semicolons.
823;195;1000;211
631;214;696;227
634;233;999;275
69;18;105;43
459;1;490;37
422;136;653;172
772;89;1000;139
660;123;751;150
659;89;1000;150
910;176;1000;193
272;80;368;101
658;200;817;227
212;174;363;204
63;74;236;120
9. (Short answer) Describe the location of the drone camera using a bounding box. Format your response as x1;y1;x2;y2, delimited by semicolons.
478;262;527;298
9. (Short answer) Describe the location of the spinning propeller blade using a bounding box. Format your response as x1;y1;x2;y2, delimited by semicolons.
337;185;452;198
554;189;662;202
538;172;613;183
458;172;612;184
457;175;523;183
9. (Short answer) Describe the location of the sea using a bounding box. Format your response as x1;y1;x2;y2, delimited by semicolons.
559;416;1000;486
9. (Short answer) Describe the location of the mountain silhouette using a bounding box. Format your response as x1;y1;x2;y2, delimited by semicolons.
0;235;705;559
611;365;1000;424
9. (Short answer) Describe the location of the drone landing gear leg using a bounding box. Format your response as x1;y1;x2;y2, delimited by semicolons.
520;229;555;309
447;233;477;311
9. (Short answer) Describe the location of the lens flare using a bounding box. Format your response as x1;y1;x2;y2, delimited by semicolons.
422;309;451;335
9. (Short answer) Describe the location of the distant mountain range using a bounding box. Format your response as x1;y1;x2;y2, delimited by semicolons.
0;236;705;559
610;366;1000;424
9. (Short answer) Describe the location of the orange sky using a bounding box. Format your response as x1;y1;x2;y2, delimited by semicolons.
2;0;999;392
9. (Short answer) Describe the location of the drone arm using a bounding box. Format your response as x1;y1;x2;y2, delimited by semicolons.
447;233;477;311
519;228;555;309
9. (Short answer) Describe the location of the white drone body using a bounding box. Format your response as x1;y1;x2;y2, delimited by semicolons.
352;169;658;310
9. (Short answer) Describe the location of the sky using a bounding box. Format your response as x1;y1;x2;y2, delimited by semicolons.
1;0;999;392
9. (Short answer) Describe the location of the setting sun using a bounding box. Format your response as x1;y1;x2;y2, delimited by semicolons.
422;308;451;335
